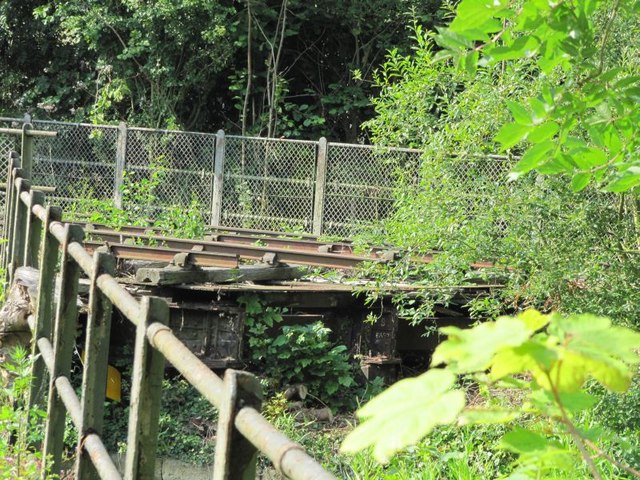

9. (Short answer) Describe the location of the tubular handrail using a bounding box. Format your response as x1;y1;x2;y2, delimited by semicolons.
3;131;336;480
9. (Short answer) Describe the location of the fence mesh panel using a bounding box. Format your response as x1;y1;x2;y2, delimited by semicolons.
0;117;538;239
323;143;421;237
0;119;23;238
29;121;118;212
126;128;216;223
222;136;317;232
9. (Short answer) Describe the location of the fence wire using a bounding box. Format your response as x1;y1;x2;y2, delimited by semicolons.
223;136;317;232
323;143;421;237
0;117;520;238
31;122;118;212
126;127;216;223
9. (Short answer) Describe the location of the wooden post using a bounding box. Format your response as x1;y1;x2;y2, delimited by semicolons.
2;152;20;276
27;206;62;422
9;176;30;285
210;129;225;227
213;370;262;480
312;137;328;236
124;296;169;480
114;122;128;209
21;122;34;180
75;251;116;480
23;190;45;267
43;224;84;477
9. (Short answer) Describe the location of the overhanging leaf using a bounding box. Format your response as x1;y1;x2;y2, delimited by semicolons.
340;369;465;463
432;316;531;372
513;141;555;173
495;122;532;150
604;166;640;192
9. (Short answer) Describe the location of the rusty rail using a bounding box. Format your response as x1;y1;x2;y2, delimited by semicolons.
83;229;380;269
3;128;336;480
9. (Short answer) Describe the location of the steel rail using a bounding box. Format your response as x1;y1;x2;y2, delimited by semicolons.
83;234;372;269
76;221;320;240
86;227;367;256
83;241;241;268
80;227;452;267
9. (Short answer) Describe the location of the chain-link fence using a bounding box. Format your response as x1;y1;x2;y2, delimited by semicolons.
1;116;514;237
323;143;421;237
126;127;217;223
222;136;318;232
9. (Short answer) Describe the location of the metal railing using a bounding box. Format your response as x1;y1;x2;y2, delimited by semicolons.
2;126;334;480
0;116;424;237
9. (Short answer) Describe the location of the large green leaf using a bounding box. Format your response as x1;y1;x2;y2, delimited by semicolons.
432;316;532;373
495;122;532;149
513;141;555;173
340;369;465;462
490;340;557;381
604;166;640;192
501;428;549;454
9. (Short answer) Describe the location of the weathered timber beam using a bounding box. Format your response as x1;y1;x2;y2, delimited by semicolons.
135;265;304;286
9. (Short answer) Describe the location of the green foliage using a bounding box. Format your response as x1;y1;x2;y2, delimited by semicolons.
432;0;640;193
0;347;53;479
101;346;218;465
238;294;356;407
342;310;640;478
360;12;640;333
67;156;207;239
157;378;218;463
1;0;445;140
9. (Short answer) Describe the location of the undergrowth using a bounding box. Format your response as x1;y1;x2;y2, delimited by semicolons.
66;156;207;239
0;346;53;479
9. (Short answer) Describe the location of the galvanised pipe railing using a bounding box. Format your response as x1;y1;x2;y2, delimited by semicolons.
2;125;336;480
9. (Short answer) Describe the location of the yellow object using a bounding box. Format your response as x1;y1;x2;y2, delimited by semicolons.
80;351;122;402
106;365;121;402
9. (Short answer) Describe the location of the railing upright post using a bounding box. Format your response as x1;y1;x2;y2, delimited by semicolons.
9;176;30;285
43;224;84;477
75;251;116;480
210;129;226;227
21;122;34;180
124;296;169;480
27;206;62;423
23;189;45;267
2;152;20;276
114;121;128;209
212;370;262;480
312;137;328;236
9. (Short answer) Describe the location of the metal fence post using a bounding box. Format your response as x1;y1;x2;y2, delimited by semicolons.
124;296;169;480
213;370;262;480
114;122;128;209
210;129;225;227
27;206;62;421
43;223;84;476
75;251;116;480
312;137;328;236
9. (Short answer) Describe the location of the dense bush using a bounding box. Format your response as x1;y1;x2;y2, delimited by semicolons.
238;294;356;408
